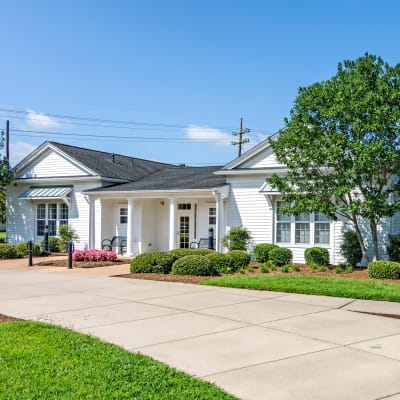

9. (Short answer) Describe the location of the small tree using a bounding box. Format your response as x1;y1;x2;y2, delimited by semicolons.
59;225;79;251
222;226;252;251
0;130;14;224
269;53;400;265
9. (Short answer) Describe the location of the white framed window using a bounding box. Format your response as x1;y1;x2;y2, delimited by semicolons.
275;201;330;245
178;203;191;210
36;203;69;237
209;207;216;225
120;207;128;224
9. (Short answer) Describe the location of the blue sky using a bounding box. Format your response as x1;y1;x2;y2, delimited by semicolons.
1;0;400;166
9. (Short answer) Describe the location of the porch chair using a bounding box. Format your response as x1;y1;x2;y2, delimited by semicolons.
101;236;127;255
190;238;216;250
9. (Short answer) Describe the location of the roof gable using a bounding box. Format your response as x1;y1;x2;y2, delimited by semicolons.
220;131;283;171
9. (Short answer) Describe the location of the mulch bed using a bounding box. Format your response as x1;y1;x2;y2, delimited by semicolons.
118;273;208;284
36;259;128;269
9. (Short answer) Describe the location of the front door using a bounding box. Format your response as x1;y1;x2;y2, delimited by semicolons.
178;215;190;248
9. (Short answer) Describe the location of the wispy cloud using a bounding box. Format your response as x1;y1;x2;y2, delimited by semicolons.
26;108;59;128
184;125;232;146
10;141;36;166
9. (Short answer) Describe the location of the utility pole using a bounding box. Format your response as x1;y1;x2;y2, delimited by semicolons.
5;120;9;163
232;117;250;157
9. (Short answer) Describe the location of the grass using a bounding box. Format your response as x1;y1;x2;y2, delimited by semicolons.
0;322;237;400
201;275;400;302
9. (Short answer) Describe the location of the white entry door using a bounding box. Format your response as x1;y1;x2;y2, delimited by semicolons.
178;215;191;248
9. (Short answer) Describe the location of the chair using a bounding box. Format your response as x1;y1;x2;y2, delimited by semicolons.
101;236;127;255
190;238;215;249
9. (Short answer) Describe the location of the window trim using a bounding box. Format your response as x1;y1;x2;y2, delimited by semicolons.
275;200;331;246
36;202;69;237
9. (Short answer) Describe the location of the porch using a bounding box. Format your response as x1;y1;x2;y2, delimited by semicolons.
87;189;229;256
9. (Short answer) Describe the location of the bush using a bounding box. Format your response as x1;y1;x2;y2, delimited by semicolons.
368;261;400;280
259;264;269;273
205;252;234;273
222;226;252;251
386;234;400;262
304;247;329;266
191;248;215;256
59;225;79;252
227;250;250;269
269;247;292;266
341;231;363;267
73;250;117;262
130;251;177;274
0;243;24;259
281;265;290;273
40;237;63;253
171;255;217;276
253;243;279;263
169;249;195;259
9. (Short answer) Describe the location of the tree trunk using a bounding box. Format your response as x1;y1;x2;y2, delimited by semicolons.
369;218;379;262
352;215;370;266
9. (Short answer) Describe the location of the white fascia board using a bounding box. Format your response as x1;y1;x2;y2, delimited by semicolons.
14;176;104;184
215;168;288;176
85;185;230;199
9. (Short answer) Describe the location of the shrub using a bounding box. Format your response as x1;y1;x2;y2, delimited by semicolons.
253;243;279;263
246;266;255;273
191;248;215;256
0;243;24;259
341;231;363;267
386;234;400;262
59;225;79;252
289;264;301;272
304;247;329;266
345;266;353;274
368;261;400;280
334;266;344;274
40;237;63;253
169;249;195;259
319;265;328;272
222;226;252;251
281;265;290;273
259;264;269;273
205;252;234;274
130;251;176;274
269;247;292;266
73;249;117;262
171;255;217;276
226;250;250;269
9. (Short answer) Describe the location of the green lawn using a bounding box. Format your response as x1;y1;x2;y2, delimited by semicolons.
201;275;400;302
0;322;237;400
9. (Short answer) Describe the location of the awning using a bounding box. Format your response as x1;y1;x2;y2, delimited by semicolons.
18;186;73;206
259;181;280;206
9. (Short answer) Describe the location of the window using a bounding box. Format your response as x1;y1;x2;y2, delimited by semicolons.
120;207;128;224
209;207;216;225
295;213;310;244
276;201;291;243
178;203;191;210
36;203;69;236
314;213;330;244
275;201;330;245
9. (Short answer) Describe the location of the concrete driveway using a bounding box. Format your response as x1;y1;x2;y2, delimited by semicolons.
1;267;400;400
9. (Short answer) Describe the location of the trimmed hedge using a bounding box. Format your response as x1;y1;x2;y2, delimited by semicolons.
205;252;234;273
130;251;177;274
304;247;329;266
169;248;215;259
368;261;400;280
253;243;279;263
171;255;217;276
0;243;24;259
226;250;250;269
15;242;42;257
40;237;63;253
269;247;292;266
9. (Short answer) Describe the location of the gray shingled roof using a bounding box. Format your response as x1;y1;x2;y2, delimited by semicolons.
50;142;176;181
85;166;227;192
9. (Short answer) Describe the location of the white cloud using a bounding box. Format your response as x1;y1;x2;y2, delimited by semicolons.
184;125;232;146
26;108;59;128
10;141;36;166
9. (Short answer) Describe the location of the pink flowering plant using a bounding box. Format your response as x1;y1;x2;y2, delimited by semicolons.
72;249;118;262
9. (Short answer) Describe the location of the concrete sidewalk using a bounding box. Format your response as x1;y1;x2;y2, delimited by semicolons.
1;267;400;399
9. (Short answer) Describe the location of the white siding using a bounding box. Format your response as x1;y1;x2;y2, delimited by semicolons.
240;147;284;169
18;149;90;178
6;179;103;249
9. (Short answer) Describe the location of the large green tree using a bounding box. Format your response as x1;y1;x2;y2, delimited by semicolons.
0;130;14;224
269;53;400;265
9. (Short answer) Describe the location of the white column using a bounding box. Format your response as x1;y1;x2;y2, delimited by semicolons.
88;197;95;249
126;197;134;256
169;197;176;250
133;200;142;254
215;192;223;252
